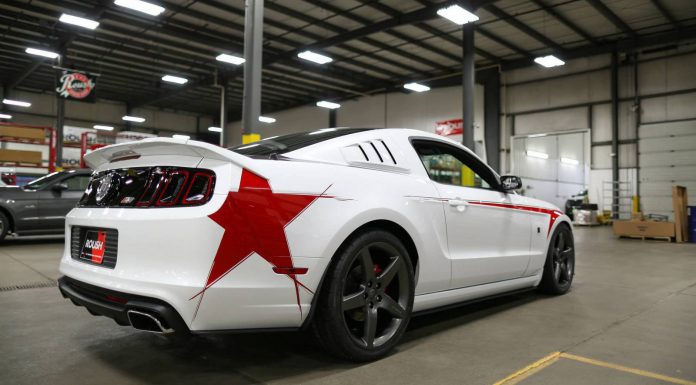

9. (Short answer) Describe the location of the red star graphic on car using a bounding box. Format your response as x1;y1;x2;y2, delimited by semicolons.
190;169;331;318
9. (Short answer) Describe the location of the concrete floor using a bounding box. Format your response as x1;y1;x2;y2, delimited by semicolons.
1;227;695;385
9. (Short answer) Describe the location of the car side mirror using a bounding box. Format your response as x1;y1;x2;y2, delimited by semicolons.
52;183;69;192
500;175;522;192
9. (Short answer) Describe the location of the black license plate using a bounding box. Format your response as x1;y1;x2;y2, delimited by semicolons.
71;227;118;268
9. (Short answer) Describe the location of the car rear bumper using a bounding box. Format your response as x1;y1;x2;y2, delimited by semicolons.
58;276;189;333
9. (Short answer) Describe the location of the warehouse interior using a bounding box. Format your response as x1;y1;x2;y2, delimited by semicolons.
1;0;696;384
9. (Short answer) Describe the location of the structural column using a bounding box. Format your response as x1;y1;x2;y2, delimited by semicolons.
240;0;264;145
483;69;501;173
55;53;65;170
462;23;475;151
329;109;337;128
611;51;620;219
219;79;227;146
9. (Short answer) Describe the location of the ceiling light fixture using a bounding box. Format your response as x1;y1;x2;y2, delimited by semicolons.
534;55;565;68
258;116;276;123
25;48;60;59
526;150;549;159
216;53;245;65
2;99;31;107
93;125;114;131
161;75;188;84
561;157;579;165
59;13;100;30
0;114;12;119
316;101;340;109
208;126;222;133
403;82;430;92
437;5;479;25
114;0;165;16
298;50;333;64
122;115;145;122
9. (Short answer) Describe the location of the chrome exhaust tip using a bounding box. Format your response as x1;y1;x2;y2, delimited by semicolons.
127;309;174;334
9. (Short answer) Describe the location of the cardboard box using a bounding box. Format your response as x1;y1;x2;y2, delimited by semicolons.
0;149;42;165
613;220;675;239
0;125;46;141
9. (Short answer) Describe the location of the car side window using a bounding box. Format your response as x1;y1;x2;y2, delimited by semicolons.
412;139;499;190
63;175;91;191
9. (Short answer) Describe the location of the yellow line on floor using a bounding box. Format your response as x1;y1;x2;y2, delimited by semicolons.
492;351;561;385
560;353;696;385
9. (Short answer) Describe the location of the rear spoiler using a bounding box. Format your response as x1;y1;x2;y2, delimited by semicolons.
83;137;255;171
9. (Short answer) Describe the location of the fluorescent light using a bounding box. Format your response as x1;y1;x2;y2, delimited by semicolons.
122;115;145;123
114;0;165;16
561;157;579;165
404;82;430;92
526;150;549;159
172;134;190;140
59;13;100;30
316;100;340;109
437;5;479;25
0;114;12;119
216;53;245;65
534;55;565;68
161;75;188;84
2;99;31;107
25;48;59;59
258;116;276;123
208;126;222;133
93;125;114;131
298;50;332;64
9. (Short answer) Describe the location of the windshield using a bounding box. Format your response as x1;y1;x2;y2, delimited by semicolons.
23;172;63;190
229;128;374;158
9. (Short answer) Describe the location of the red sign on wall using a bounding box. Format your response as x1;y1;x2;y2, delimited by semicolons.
435;119;463;137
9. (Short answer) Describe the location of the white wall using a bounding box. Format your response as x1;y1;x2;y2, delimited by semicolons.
503;48;696;216
1;89;213;137
226;84;485;147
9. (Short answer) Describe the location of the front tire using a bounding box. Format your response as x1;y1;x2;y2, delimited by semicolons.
312;229;415;362
539;224;575;294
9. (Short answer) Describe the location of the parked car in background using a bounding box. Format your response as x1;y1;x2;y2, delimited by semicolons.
0;169;92;241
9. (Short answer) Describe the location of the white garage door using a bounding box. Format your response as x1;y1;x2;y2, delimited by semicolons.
639;120;696;219
512;130;590;209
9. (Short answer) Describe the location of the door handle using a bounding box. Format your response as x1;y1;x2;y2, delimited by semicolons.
448;199;468;212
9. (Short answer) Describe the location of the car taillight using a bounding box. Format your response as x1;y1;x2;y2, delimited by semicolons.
79;167;216;208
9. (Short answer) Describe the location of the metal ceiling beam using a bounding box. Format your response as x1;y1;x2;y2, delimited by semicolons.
264;1;448;73
483;4;565;53
353;0;501;64
475;27;532;58
584;0;636;38
529;0;597;45
4;2;110;91
649;0;680;30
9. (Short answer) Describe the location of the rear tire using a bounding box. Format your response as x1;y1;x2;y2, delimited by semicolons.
0;212;9;242
539;224;575;294
312;229;414;362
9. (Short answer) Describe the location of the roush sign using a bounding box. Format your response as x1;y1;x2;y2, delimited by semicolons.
56;70;97;102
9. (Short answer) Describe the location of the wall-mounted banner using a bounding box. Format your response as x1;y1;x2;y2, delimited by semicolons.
56;70;97;102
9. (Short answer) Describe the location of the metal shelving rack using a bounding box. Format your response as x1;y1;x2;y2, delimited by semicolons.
602;181;634;220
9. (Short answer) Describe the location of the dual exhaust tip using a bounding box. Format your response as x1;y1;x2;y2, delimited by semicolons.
126;309;175;334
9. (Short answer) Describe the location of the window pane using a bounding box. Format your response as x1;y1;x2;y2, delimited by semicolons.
413;140;493;189
65;176;91;191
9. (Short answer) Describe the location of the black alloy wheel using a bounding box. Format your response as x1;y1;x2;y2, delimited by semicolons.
540;224;575;294
313;229;414;361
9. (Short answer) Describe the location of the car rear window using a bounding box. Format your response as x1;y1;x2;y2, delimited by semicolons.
229;128;374;158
